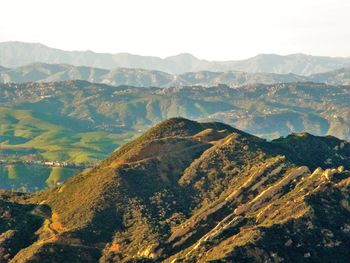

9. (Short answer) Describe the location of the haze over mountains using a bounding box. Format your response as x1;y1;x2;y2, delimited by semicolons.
2;41;350;75
1;62;350;87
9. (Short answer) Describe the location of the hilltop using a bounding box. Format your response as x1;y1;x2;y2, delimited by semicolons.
1;118;350;262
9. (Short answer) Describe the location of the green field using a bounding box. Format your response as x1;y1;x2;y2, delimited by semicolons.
0;107;135;164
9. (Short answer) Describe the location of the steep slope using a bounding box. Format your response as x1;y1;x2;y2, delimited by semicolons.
1;42;350;74
1;118;350;262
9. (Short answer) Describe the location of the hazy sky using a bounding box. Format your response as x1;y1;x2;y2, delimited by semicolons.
1;0;349;60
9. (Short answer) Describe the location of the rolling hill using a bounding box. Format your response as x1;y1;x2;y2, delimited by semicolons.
0;106;134;163
1;80;350;165
1;118;350;261
1;41;350;74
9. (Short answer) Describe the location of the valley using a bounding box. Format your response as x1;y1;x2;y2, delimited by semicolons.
0;160;84;191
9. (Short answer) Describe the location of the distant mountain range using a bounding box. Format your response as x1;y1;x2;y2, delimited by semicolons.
1;41;350;75
1;62;350;87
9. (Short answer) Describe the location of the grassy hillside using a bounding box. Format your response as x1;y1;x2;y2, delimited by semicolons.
0;106;134;163
45;167;78;187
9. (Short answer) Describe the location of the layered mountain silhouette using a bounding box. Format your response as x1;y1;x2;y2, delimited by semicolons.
1;62;350;87
1;118;350;262
1;41;350;75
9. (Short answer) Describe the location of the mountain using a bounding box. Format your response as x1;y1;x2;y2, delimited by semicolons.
2;62;350;87
1;42;350;75
1;118;350;262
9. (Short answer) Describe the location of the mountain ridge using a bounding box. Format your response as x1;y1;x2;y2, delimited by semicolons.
1;41;350;75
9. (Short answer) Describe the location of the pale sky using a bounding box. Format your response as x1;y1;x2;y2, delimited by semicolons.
1;0;349;60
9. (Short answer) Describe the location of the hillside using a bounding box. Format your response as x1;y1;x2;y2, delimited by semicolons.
1;118;350;262
0;106;133;164
1;42;350;74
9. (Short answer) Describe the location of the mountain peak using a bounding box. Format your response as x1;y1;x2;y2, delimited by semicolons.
165;53;198;60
